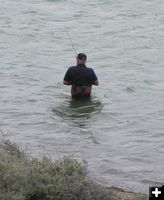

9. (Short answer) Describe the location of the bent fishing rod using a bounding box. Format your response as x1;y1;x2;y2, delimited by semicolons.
65;29;78;56
51;29;79;56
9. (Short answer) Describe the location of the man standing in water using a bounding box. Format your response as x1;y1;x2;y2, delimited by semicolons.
63;53;99;99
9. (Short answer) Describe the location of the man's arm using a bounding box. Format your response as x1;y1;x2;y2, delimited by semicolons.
63;68;72;85
91;69;99;86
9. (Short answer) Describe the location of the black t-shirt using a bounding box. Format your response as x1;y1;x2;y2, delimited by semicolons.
64;64;98;86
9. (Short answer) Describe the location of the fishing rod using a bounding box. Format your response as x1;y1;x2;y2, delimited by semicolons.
51;29;78;56
65;29;78;56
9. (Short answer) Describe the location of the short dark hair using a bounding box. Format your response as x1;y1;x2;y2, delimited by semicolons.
77;53;87;60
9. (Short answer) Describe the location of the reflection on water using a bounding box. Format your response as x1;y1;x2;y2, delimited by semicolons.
69;96;103;117
52;96;102;130
52;96;103;144
52;96;103;120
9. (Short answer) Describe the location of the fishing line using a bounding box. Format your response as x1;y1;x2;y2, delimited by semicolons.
64;29;77;56
51;29;78;56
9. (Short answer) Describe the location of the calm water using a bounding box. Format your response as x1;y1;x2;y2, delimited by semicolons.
0;0;164;194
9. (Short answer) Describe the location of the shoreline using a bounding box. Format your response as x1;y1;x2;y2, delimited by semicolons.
95;180;148;199
107;187;147;200
0;138;148;200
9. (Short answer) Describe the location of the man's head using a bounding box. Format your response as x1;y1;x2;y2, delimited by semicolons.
76;53;87;64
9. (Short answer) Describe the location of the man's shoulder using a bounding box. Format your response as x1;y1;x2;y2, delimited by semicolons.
86;66;94;72
67;65;95;73
68;66;76;71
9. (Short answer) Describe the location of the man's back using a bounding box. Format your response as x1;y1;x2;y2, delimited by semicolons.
64;64;97;86
63;53;99;99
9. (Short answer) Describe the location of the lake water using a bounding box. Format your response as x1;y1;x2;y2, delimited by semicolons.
0;0;164;194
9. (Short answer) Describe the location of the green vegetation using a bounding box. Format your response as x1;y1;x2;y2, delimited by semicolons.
0;138;147;200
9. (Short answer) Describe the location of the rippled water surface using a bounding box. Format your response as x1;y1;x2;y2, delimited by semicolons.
1;0;164;194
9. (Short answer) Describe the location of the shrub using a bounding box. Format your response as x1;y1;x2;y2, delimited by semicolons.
0;139;146;200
